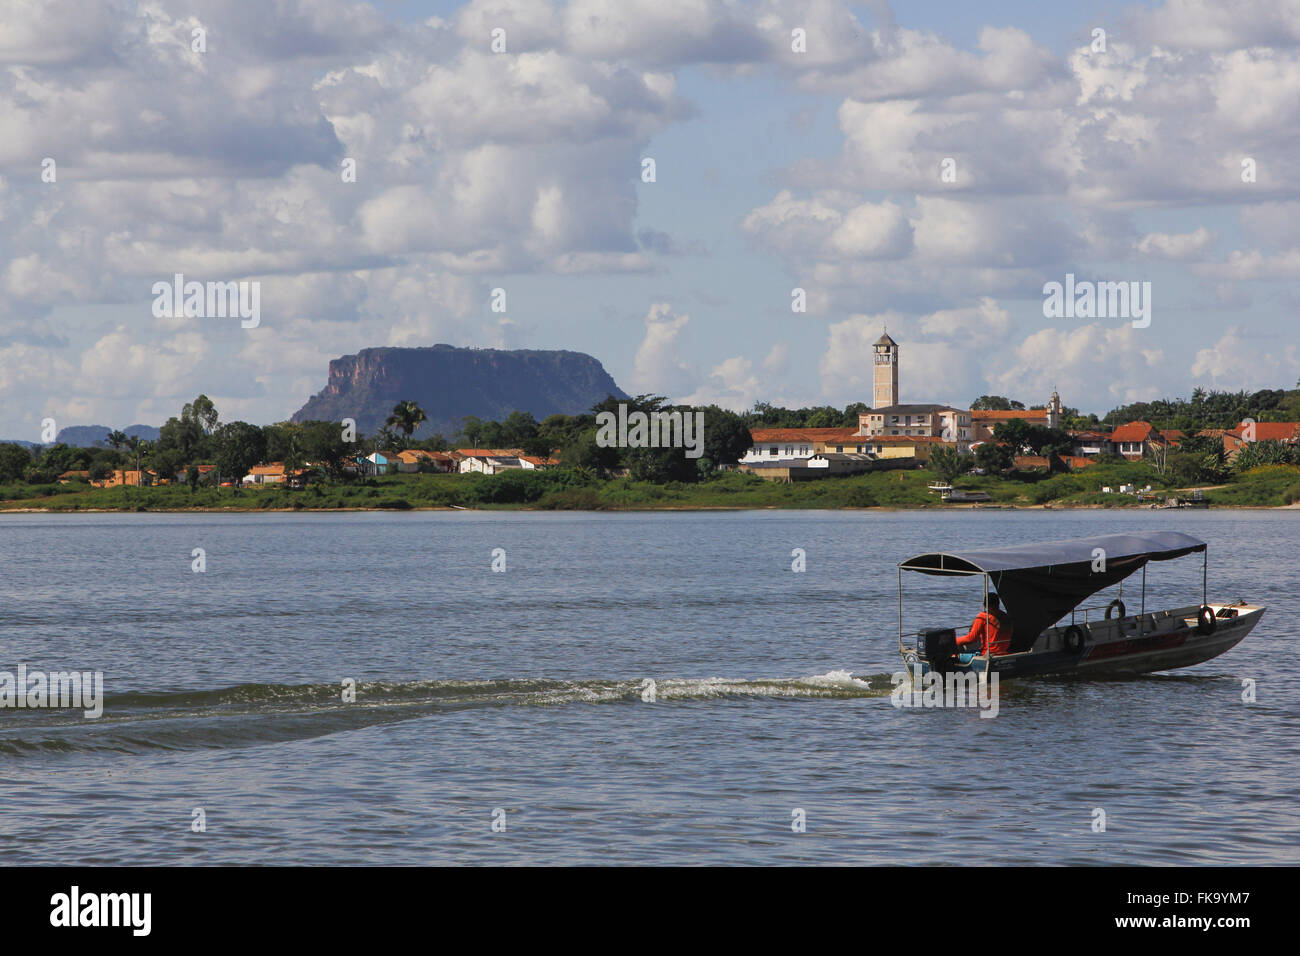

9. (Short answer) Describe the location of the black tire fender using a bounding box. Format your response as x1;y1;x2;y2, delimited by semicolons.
1197;606;1217;635
1063;624;1087;654
1106;599;1126;620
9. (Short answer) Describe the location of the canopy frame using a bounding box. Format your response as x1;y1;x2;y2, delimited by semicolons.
896;532;1209;655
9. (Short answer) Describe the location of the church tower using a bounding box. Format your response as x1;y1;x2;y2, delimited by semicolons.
1048;388;1062;428
873;330;899;408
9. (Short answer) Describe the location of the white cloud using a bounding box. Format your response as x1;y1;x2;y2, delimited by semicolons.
1136;227;1215;259
629;302;695;397
1190;324;1300;390
988;325;1166;407
682;355;762;410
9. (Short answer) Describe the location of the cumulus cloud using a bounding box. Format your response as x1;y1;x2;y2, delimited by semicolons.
2;0;1299;432
987;325;1166;408
629;302;696;398
1190;324;1300;391
1136;227;1215;259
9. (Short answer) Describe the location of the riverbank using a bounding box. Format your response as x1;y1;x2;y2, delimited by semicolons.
4;462;1298;512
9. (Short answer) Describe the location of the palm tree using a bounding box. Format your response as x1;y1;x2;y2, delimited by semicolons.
386;400;428;443
103;430;129;500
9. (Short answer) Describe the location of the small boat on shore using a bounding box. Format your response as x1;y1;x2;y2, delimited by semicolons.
942;489;992;503
896;532;1263;679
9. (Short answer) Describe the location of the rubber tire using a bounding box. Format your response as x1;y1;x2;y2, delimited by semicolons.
1197;606;1217;635
1106;599;1126;620
1063;624;1087;654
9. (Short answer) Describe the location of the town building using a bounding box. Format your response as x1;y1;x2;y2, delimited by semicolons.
856;405;973;450
1221;420;1300;461
970;391;1063;441
738;428;866;465
872;331;899;408
454;448;551;475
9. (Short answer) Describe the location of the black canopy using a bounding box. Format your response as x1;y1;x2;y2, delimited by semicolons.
899;532;1206;651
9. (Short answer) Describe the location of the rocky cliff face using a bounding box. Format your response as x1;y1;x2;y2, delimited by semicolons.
291;344;627;438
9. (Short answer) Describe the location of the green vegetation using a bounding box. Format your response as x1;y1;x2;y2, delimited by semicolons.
4;382;1300;513
3;458;1297;512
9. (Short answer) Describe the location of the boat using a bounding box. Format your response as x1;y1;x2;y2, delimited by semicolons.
927;481;953;494
896;532;1263;679
941;489;991;503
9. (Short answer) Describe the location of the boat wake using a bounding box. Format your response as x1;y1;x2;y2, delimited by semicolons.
0;670;895;758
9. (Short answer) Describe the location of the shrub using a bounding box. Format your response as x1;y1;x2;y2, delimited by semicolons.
536;488;603;510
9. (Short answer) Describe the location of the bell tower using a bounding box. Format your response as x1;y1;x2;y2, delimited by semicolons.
873;330;899;408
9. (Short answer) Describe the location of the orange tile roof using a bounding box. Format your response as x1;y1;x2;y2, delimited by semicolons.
454;448;526;458
398;449;455;461
749;428;859;443
866;435;951;444
249;463;286;475
1228;421;1300;442
1109;421;1158;443
970;409;1049;420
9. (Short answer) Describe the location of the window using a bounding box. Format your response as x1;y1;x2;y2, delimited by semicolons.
769;446;777;456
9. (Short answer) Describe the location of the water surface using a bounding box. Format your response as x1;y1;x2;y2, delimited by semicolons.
1;509;1295;864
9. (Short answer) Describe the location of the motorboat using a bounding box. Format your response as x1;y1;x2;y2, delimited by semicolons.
942;489;992;503
896;532;1263;679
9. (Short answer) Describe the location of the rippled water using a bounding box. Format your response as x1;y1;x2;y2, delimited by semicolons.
1;509;1296;864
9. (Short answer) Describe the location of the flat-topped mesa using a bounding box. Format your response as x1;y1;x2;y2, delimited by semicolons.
291;343;628;438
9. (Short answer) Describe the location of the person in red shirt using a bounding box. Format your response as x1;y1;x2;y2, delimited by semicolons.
957;593;1013;657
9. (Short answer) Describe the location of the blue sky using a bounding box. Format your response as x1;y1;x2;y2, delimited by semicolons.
1;0;1298;438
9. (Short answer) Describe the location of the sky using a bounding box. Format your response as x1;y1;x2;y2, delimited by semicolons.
2;0;1299;438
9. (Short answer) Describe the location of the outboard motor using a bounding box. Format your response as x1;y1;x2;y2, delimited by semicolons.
918;627;958;671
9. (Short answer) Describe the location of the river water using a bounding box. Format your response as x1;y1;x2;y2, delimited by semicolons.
1;509;1295;864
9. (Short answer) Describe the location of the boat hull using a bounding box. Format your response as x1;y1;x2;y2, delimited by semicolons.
902;603;1263;680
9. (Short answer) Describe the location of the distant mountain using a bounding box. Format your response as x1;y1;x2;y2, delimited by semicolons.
54;424;161;447
291;344;627;438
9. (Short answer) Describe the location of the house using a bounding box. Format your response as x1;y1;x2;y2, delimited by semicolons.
356;452;394;476
1108;421;1170;459
393;449;457;473
243;463;288;485
1221;421;1300;460
1069;430;1112;456
57;470;90;483
1060;455;1097;471
740;428;862;464
857;405;973;450
92;469;155;488
454;448;533;475
858;434;948;462
969;391;1064;441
